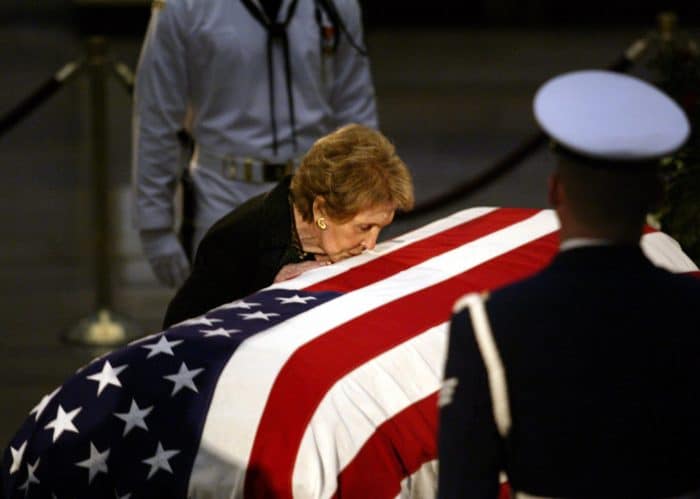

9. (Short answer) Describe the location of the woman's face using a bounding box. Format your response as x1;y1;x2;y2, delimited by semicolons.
316;201;396;263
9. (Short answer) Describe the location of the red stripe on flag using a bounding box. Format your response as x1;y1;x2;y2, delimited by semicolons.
333;393;514;499
308;208;541;293
244;232;559;498
331;393;438;499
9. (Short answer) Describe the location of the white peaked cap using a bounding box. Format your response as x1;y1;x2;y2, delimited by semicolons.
534;70;690;161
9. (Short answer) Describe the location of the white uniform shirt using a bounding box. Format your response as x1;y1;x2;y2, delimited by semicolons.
133;0;378;230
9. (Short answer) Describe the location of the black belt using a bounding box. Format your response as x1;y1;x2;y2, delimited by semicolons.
218;157;295;183
193;148;298;183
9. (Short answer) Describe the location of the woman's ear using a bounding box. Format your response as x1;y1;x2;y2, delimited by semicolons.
312;196;326;219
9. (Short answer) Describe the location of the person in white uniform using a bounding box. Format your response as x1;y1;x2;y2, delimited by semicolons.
132;0;378;287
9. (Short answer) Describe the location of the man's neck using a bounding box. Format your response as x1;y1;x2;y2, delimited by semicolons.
557;216;642;249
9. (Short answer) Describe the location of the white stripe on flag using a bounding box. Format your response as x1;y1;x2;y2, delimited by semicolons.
291;324;447;499
397;459;438;499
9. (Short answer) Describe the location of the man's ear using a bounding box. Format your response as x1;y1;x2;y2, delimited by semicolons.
547;172;563;208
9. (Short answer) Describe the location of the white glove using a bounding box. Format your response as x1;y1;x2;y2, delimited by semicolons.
139;229;191;288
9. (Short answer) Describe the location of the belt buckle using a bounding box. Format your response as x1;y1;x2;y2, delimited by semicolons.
222;155;238;180
243;157;254;182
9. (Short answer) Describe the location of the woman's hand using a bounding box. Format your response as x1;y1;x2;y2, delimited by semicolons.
273;260;329;283
334;247;365;262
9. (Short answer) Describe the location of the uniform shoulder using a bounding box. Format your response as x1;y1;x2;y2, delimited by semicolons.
661;269;700;296
452;291;490;315
451;266;551;317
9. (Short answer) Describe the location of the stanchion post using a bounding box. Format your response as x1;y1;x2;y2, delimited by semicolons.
62;36;142;347
88;36;112;310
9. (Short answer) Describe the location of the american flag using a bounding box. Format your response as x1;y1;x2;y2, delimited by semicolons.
3;207;698;499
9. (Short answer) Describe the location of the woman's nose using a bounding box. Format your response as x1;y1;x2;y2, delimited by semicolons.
362;231;379;250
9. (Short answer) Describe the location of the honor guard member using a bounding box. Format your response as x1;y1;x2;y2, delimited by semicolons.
132;0;377;287
438;70;700;498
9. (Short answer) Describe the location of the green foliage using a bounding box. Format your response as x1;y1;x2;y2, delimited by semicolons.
646;21;700;264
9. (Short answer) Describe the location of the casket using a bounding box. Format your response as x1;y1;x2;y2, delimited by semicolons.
3;207;697;499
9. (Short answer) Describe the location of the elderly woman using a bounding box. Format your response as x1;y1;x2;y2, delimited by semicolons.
162;124;414;328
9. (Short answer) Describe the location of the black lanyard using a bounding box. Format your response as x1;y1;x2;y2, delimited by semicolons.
240;0;300;155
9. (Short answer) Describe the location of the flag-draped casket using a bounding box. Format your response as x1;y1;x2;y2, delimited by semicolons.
3;207;698;499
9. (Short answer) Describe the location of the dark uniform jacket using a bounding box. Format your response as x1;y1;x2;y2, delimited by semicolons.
163;176;309;328
438;244;700;499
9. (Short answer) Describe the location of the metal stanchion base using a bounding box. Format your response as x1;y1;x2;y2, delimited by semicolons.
61;308;142;347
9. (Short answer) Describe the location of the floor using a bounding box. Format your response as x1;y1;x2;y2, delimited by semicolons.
0;20;685;450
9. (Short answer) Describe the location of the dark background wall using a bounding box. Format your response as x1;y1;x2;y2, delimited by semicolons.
361;2;700;28
2;1;700;34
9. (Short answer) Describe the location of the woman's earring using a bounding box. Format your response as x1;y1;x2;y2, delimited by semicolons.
316;217;327;230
